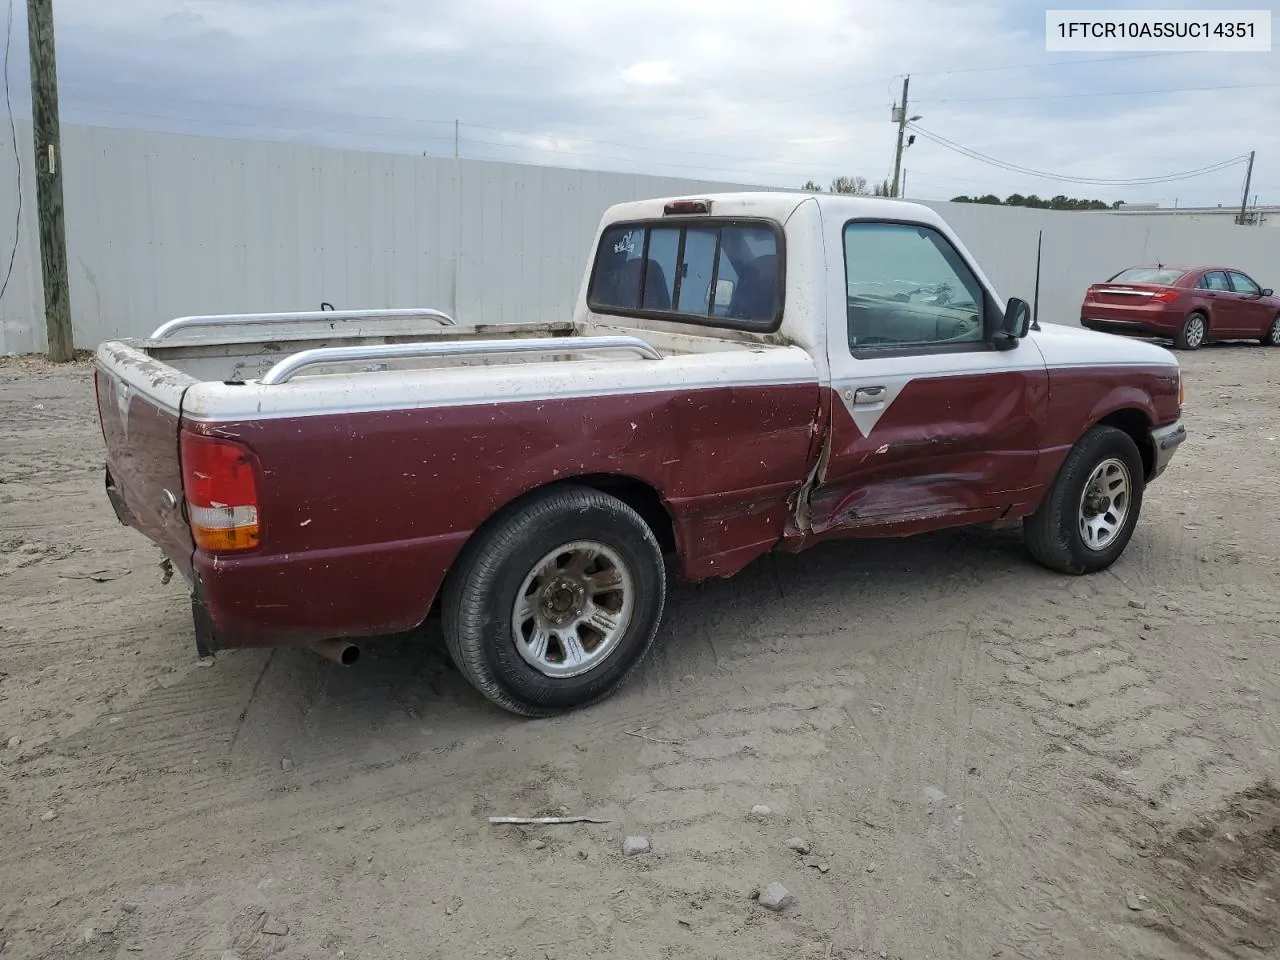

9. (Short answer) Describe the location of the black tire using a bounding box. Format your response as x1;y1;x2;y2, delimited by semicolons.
1261;315;1280;347
1173;311;1207;350
441;485;667;717
1024;426;1145;575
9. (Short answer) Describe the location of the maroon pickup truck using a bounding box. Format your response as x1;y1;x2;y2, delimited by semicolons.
94;193;1186;715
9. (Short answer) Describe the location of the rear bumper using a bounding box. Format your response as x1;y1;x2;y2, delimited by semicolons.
1081;316;1180;338
193;532;470;650
1149;420;1186;480
1080;304;1183;338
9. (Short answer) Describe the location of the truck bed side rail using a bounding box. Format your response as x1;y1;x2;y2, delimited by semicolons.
150;308;457;340
258;336;664;385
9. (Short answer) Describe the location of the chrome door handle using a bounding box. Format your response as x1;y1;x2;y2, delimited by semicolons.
853;386;885;404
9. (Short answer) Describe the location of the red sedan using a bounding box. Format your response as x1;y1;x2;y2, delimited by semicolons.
1080;265;1280;350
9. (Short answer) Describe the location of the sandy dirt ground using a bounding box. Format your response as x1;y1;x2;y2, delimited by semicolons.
1;347;1278;960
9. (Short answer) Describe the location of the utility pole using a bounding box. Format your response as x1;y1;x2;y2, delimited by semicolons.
1236;149;1255;226
890;75;909;199
26;0;72;361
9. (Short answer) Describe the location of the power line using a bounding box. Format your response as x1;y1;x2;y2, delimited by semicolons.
58;101;819;184
459;135;808;183
0;0;20;304
60;101;459;144
908;124;1249;186
460;122;843;170
609;51;1195;118
918;80;1280;104
905;51;1186;80
61;99;851;176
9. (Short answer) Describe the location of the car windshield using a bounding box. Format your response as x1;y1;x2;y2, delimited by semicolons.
1110;267;1184;285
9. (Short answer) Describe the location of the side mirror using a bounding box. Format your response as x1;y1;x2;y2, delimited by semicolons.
1262;288;1274;297
1001;297;1032;339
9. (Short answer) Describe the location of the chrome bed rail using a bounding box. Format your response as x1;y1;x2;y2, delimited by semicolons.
258;335;664;385
150;308;456;339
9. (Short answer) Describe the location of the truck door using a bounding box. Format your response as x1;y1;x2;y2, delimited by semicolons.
809;218;1049;535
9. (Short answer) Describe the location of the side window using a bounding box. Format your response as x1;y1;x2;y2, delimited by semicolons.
843;222;985;351
720;226;778;323
1199;271;1230;291
677;228;717;314
590;226;645;311
587;220;783;330
643;227;679;311
1229;272;1260;296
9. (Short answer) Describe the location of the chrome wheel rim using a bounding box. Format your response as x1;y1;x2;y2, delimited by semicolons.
1079;457;1132;551
1185;315;1205;347
511;540;635;679
1269;317;1280;345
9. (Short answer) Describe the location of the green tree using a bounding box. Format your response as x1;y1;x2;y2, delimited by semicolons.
956;192;1117;209
830;176;870;195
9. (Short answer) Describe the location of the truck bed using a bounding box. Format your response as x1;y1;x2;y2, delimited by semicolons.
115;314;777;388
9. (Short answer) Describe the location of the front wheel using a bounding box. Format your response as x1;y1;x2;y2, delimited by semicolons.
441;485;667;717
1261;315;1280;347
1024;426;1145;575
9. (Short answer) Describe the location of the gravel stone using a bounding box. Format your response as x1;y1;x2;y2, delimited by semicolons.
757;882;793;912
622;836;651;856
786;837;811;854
261;917;289;936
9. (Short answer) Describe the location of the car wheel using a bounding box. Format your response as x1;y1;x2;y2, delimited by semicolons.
1024;425;1145;575
442;484;666;717
1174;311;1207;350
1262;315;1280;347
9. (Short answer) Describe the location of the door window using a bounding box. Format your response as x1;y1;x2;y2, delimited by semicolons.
843;222;986;351
1228;272;1261;296
1198;271;1230;291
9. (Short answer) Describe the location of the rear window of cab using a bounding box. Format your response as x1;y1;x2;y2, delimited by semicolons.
1109;267;1186;285
586;219;784;332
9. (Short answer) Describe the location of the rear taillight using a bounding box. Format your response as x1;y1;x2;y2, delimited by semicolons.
180;433;261;553
1150;289;1181;303
1085;284;1098;300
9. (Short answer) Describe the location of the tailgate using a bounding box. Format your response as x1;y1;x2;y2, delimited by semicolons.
94;343;196;580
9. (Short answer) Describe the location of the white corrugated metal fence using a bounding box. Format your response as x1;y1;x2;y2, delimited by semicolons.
1;122;1277;355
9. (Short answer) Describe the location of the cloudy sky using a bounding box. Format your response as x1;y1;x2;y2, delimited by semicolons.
5;0;1278;206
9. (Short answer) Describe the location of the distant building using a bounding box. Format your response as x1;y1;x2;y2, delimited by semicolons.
1105;203;1278;228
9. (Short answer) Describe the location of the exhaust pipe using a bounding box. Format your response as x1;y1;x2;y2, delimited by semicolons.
310;638;360;666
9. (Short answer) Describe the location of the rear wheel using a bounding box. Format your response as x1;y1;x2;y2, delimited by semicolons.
1024;426;1145;575
1174;311;1207;350
1261;315;1280;346
442;485;666;717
